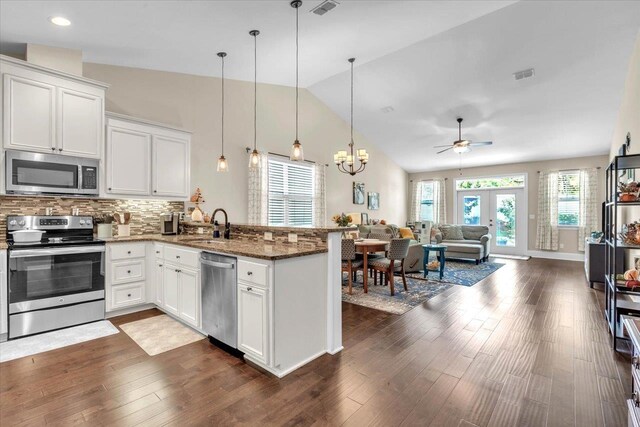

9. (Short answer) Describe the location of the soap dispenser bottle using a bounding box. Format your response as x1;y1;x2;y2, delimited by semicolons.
213;220;220;238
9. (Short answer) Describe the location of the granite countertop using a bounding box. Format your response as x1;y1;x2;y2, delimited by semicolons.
100;234;327;261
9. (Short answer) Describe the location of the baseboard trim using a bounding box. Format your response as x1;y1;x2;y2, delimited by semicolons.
526;250;583;262
328;346;344;355
245;349;328;378
105;303;156;318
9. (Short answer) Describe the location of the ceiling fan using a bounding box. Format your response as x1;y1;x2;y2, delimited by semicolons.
434;117;493;154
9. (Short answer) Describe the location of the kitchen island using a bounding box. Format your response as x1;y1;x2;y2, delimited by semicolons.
102;224;345;378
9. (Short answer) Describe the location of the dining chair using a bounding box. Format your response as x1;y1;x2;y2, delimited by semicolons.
342;239;364;295
367;238;411;296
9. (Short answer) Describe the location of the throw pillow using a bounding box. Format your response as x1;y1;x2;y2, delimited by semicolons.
399;227;414;239
441;225;464;240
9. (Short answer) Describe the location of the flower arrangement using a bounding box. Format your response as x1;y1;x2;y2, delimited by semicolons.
620;221;640;246
332;213;352;227
618;181;639;202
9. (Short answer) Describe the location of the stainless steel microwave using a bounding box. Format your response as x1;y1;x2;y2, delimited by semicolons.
5;150;99;196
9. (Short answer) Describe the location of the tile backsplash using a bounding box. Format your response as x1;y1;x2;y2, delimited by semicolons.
0;195;184;237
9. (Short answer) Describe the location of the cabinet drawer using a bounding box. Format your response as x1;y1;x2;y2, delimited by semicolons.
109;243;146;260
110;282;145;310
238;260;268;287
165;245;199;269
153;243;164;260
111;259;145;284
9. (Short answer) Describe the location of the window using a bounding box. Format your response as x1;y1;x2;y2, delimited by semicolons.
558;171;579;227
267;157;314;226
419;181;434;221
456;175;525;190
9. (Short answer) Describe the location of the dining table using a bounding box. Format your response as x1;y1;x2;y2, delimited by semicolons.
355;239;389;293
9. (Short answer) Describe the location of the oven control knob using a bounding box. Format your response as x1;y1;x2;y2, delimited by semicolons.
9;220;17;226
59;298;64;303
79;220;86;225
18;220;25;226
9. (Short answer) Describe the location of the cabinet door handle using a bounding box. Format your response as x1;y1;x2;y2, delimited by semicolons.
176;255;180;259
156;251;160;254
633;356;640;369
108;187;112;191
58;148;63;152
51;147;55;151
633;391;640;407
159;264;163;267
154;190;157;193
247;271;253;276
127;270;131;274
127;293;132;297
127;251;131;254
247;287;253;292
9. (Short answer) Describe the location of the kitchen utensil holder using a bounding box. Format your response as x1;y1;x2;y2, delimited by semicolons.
97;223;113;238
117;224;130;237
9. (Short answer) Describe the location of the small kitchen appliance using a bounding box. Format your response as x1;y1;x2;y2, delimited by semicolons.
160;212;180;235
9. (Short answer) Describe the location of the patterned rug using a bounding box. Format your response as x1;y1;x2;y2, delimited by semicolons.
120;314;204;356
406;258;505;287
342;272;453;315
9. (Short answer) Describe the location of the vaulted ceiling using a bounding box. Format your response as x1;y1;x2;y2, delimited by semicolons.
1;1;638;172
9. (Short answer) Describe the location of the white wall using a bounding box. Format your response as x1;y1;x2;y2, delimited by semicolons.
83;63;408;226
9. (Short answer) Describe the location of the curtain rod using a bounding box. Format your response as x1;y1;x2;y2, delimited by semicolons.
409;178;448;183
266;150;328;167
536;167;601;173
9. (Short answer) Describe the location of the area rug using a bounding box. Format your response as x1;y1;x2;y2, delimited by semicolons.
0;320;119;363
119;314;204;356
406;259;505;287
342;272;453;315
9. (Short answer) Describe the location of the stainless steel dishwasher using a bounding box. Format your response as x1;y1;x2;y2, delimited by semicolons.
200;252;237;349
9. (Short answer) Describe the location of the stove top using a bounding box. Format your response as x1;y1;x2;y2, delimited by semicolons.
6;215;103;250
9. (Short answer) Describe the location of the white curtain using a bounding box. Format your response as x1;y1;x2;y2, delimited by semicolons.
247;153;269;225
409;180;423;224
536;171;559;250
312;163;327;227
433;178;447;224
578;168;599;251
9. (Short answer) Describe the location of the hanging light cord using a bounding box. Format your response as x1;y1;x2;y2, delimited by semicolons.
295;3;299;141
254;33;258;150
221;55;225;156
350;59;354;149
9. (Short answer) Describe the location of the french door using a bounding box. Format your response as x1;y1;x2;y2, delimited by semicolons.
456;189;526;256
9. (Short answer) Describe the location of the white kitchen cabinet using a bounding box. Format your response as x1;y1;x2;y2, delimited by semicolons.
178;268;199;328
154;260;164;306
3;74;56;153
105;243;146;312
106;125;151;195
152;135;189;197
0;250;7;341
162;264;180;316
238;283;269;365
105;113;190;199
1;55;107;158
57;87;103;157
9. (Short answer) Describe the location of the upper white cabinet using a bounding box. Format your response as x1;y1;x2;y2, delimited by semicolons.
1;55;107;158
106;113;191;199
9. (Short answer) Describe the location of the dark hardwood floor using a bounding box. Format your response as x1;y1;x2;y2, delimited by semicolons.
0;258;632;426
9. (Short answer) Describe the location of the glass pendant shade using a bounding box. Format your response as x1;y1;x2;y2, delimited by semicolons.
290;140;304;161
217;155;228;172
453;144;471;154
249;149;260;168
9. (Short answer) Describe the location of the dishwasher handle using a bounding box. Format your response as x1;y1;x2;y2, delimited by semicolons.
200;258;235;269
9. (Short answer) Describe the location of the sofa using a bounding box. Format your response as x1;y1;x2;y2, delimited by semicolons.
357;224;424;273
433;224;492;264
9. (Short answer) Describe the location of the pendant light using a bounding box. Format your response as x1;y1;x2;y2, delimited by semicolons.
289;0;304;161
216;51;229;172
334;58;368;175
249;30;260;168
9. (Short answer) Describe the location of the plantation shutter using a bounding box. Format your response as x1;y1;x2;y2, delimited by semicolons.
267;157;314;226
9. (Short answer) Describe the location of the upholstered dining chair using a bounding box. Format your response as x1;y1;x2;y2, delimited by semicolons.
342;239;364;295
368;238;411;296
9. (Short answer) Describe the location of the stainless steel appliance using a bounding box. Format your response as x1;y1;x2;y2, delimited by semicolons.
5;150;99;196
200;252;237;349
6;215;105;339
160;212;180;235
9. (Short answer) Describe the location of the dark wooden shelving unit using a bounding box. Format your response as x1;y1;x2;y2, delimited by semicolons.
604;153;640;350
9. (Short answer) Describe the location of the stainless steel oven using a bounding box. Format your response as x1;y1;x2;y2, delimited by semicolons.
5;150;99;196
6;216;106;339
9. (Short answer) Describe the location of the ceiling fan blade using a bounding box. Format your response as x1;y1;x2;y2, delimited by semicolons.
436;147;453;154
469;141;493;147
433;145;452;148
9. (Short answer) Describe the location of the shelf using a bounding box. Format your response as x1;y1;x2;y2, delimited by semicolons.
606;201;640;206
615;154;640;170
605;239;640;249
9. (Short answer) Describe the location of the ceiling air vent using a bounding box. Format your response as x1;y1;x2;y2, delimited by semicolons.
311;0;339;16
514;68;535;81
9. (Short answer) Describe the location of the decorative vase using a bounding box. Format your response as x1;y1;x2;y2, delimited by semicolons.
97;223;113;238
191;206;203;222
620;193;637;202
117;224;130;237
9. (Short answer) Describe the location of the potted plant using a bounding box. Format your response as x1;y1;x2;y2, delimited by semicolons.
618;181;639;202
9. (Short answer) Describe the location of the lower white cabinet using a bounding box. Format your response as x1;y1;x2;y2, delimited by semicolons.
154;260;164;307
106;243;146;312
0;250;7;340
110;282;145;310
161;264;180;317
237;283;269;365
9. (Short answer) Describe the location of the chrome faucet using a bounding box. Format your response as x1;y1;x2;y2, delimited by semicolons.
211;208;230;239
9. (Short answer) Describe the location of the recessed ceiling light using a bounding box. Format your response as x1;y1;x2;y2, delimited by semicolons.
49;16;71;27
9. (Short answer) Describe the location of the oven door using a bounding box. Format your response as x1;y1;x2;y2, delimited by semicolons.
8;245;105;314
